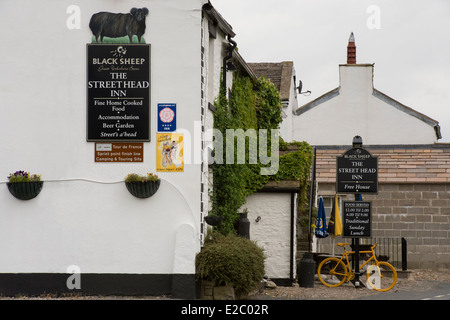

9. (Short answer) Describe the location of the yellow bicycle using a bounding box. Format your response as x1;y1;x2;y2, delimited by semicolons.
317;242;397;292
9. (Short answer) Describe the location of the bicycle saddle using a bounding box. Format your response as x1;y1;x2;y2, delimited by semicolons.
337;243;350;247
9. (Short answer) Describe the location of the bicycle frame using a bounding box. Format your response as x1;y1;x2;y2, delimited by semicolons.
334;243;379;278
319;242;397;291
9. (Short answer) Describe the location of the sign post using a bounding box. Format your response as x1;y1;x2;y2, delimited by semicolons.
336;136;377;288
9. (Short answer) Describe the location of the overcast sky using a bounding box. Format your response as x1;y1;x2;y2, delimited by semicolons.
211;0;450;142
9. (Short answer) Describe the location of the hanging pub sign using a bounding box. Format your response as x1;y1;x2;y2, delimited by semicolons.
343;201;372;238
336;147;378;194
86;44;151;141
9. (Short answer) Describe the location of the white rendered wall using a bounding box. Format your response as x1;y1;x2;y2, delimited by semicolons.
279;65;297;142
245;193;294;280
292;64;437;145
0;0;208;274
203;17;230;218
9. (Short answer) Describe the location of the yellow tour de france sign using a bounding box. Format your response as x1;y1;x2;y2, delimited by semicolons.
156;133;184;172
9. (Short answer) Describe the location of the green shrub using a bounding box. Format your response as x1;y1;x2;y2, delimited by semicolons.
195;232;265;297
124;172;159;182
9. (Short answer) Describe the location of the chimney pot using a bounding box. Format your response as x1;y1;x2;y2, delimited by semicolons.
347;32;356;64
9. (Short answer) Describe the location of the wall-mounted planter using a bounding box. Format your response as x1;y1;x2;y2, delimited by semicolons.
125;180;161;199
7;182;44;200
204;215;223;226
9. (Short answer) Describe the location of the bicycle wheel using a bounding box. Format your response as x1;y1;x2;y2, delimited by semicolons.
318;257;347;287
366;261;397;292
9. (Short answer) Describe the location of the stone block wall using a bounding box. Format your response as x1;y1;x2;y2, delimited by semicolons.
364;183;450;270
310;183;450;270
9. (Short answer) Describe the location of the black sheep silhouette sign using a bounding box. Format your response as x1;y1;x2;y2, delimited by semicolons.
86;8;151;142
89;7;149;43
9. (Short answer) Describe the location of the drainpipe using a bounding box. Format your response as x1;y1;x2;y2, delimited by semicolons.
290;192;296;282
308;147;316;252
222;36;237;90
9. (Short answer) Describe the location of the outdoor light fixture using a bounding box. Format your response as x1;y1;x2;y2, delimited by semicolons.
352;135;363;148
226;61;237;71
222;36;237;89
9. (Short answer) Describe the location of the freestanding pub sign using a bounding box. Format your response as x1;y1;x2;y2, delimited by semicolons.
336;147;378;194
87;44;151;141
343;201;371;238
337;137;378;285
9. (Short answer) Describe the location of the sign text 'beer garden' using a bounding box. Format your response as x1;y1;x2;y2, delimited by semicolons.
87;44;150;141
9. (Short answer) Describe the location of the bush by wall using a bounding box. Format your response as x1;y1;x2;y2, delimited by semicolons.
195;231;265;297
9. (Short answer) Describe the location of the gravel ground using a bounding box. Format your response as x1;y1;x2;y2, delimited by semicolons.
250;269;450;300
0;269;448;300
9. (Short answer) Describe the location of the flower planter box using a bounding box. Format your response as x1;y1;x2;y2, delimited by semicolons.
7;181;44;200
200;281;235;300
125;180;160;198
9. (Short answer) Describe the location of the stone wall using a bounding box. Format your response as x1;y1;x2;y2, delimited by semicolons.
366;183;450;269
304;145;450;271
313;183;450;270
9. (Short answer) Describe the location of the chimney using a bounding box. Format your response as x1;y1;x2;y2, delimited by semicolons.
347;32;356;64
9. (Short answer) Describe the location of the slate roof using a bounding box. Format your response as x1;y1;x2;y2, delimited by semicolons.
314;144;450;184
248;62;293;101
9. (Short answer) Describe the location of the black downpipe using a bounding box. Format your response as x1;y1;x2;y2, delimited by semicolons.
308;147;316;252
222;36;237;89
290;193;295;282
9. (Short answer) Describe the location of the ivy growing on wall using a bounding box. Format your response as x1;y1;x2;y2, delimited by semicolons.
210;71;312;235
